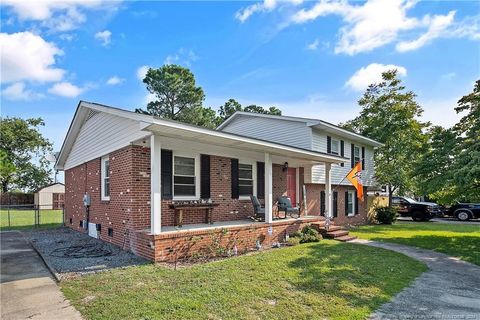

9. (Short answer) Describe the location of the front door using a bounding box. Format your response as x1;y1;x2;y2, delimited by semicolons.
286;168;297;205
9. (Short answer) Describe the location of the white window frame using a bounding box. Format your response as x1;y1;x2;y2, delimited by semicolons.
354;146;361;164
347;190;355;216
101;155;110;201
172;153;200;200
238;160;257;200
331;139;339;155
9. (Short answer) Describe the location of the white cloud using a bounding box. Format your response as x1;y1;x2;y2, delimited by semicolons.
136;65;150;81
94;30;112;46
306;38;319;50
164;48;198;66
48;81;86;98
396;11;455;52
292;0;422;55
1;82;44;101
106;76;124;85
239;0;471;55
235;0;303;23
236;0;278;23
346;63;407;91
0;32;65;84
2;0;118;32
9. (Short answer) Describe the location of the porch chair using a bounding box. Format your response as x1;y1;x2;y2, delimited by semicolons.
277;196;300;218
249;195;265;221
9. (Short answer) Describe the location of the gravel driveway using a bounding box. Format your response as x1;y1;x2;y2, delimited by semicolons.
25;228;147;279
351;239;480;319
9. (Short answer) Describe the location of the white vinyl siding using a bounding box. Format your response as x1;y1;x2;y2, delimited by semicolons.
220;114;312;150
311;129;376;186
64;112;148;170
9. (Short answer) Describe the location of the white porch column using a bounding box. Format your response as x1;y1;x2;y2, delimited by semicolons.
325;162;332;219
264;152;273;223
150;134;161;234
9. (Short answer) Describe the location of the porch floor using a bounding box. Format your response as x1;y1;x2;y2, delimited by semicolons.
159;216;324;234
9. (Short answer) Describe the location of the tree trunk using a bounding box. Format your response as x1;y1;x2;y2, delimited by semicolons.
1;180;8;194
388;185;393;208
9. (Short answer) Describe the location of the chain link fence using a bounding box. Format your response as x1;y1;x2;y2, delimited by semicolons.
0;204;64;230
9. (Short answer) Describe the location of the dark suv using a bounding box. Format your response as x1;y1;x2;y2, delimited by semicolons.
392;196;443;221
447;203;480;221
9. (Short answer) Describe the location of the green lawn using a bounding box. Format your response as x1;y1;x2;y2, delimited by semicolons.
0;209;63;230
62;240;426;320
351;222;480;265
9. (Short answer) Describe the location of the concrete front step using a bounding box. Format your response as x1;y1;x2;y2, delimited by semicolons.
325;230;350;238
335;235;357;242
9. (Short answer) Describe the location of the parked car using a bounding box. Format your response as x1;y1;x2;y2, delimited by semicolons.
392;196;443;221
446;202;480;221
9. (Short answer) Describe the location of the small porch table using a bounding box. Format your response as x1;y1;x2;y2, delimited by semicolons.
169;203;220;227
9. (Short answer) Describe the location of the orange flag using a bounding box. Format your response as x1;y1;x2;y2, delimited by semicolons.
347;161;364;201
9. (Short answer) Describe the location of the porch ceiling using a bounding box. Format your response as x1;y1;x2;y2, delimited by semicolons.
144;122;346;165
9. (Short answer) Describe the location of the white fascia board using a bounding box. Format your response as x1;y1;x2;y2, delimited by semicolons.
145;120;347;164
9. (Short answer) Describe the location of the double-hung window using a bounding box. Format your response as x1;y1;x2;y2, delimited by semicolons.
173;156;196;198
238;163;254;197
354;146;361;164
101;156;110;201
331;139;339;155
347;191;355;216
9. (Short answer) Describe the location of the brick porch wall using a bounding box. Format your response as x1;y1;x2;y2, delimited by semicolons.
304;184;368;226
141;217;324;262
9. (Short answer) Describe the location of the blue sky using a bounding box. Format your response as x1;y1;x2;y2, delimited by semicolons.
1;0;479;157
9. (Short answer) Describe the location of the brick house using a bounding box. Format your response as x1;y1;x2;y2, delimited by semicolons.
55;101;381;262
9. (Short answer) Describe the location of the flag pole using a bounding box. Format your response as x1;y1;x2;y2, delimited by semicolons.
324;159;368;230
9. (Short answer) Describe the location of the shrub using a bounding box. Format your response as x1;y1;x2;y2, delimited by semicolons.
299;225;322;243
288;225;322;244
375;206;397;224
286;237;301;246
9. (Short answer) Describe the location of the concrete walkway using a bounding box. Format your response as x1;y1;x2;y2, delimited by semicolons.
1;231;82;320
351;239;480;319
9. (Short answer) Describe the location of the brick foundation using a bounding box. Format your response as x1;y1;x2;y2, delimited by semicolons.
141;217;324;262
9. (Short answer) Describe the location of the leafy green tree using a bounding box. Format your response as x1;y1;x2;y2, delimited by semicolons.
343;70;429;207
0;117;53;192
413;126;457;205
217;99;282;125
135;65;206;122
218;99;243;123
452;80;480;201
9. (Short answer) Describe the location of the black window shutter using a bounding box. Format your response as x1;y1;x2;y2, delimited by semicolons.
257;162;265;199
333;191;338;217
231;159;239;199
161;150;173;199
345;191;349;215
327;136;332;153
320;191;325;216
355;191;359;215
340;140;345;167
351;143;355;168
361;147;365;170
200;154;210;199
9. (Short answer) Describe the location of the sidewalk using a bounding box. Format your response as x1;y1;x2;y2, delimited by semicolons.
0;231;82;320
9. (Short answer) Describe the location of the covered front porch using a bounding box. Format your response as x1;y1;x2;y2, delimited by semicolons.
136;118;346;237
160;215;325;233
